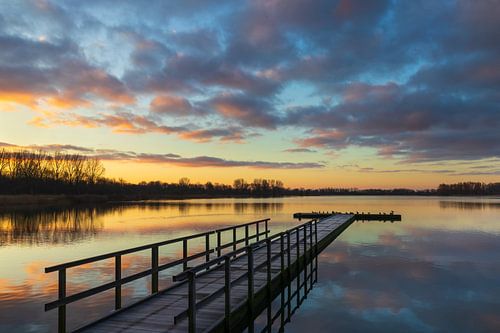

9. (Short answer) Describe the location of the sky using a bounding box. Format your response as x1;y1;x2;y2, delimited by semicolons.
0;0;499;189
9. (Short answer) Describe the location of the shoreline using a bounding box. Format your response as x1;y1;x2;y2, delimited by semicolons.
0;193;498;209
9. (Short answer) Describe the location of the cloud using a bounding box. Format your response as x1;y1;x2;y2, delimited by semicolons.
178;128;252;143
30;111;257;143
110;153;325;169
209;93;279;129
0;0;498;162
0;35;135;108
150;95;201;116
1;141;325;169
283;148;317;153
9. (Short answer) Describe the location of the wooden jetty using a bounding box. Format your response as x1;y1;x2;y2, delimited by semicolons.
44;212;389;332
293;211;402;221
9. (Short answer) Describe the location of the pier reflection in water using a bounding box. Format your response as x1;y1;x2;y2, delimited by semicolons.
251;246;319;333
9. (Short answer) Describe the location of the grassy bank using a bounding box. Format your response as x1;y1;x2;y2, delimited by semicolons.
0;194;110;207
0;193;270;208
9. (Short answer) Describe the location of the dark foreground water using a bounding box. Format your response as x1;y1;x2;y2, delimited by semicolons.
0;196;499;332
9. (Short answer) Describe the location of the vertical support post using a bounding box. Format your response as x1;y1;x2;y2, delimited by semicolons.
280;233;285;329
233;228;237;251
187;271;196;333
314;220;318;283
309;222;314;291
58;269;66;333
296;228;300;305
224;256;231;333
183;239;188;271
247;246;254;333
115;255;122;310
217;231;222;257
286;231;291;321
152;245;159;293
245;225;249;246
265;219;269;236
303;225;308;295
266;238;272;333
205;233;210;263
256;222;260;241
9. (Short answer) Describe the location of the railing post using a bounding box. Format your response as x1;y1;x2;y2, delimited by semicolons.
217;231;222;257
286;231;291;321
280;233;285;329
245;225;249;246
224;256;231;332
183;239;188;271
314;220;318;282
256;222;260;241
187;271;196;333
247;246;254;333
58;269;66;333
309;222;314;290
152;245;159;293
265;219;269;236
205;233;210;263
233;228;237;251
303;225;308;295
115;255;122;309
296;228;300;305
266;238;272;333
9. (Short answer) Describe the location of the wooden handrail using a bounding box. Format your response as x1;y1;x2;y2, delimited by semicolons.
174;219;319;332
44;217;271;333
45;230;214;273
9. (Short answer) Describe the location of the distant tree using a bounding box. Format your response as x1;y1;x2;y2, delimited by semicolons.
179;177;191;186
233;178;248;192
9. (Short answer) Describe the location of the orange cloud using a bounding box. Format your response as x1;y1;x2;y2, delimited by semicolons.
150;95;195;115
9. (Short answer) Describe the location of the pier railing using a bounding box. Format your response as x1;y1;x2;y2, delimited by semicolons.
173;218;319;333
44;218;270;333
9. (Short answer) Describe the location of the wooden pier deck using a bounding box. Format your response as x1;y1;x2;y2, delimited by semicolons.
77;214;353;332
294;211;401;221
45;213;368;332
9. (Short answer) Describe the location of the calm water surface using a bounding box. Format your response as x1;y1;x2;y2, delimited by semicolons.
0;196;499;332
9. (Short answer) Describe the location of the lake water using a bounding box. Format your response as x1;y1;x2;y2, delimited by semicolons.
0;196;499;332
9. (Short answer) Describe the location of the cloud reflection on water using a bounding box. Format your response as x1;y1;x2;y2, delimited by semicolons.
287;226;500;333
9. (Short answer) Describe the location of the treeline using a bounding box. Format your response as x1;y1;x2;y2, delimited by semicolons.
436;182;500;195
0;150;499;197
0;150;288;197
0;150;105;194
